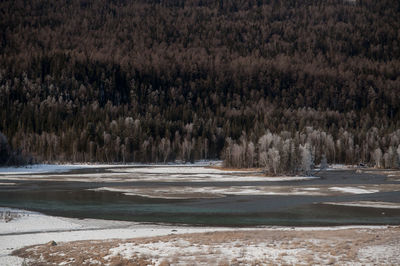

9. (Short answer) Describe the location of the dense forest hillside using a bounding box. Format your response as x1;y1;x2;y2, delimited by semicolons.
1;0;399;172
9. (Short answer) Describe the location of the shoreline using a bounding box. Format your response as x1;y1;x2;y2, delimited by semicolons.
0;207;238;265
2;207;399;265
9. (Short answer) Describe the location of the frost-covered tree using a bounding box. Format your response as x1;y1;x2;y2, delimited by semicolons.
203;138;208;159
160;138;171;163
258;132;273;153
141;140;150;162
120;144;126;163
231;144;243;168
299;143;313;175
280;139;291;172
259;151;269;173
320;154;328;170
181;138;193;162
372;148;383;168
103;132;112;162
258;147;280;175
268;148;280;175
246;141;256;168
383;147;397;169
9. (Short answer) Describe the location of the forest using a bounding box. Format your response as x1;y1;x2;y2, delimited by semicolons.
0;0;399;173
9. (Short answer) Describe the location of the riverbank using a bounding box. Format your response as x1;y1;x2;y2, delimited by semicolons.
3;208;399;265
0;208;238;265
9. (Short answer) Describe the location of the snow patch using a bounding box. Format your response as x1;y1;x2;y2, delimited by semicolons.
0;182;16;185
0;161;222;175
328;187;379;194
326;164;356;170
0;164;87;175
0;166;318;183
358;244;400;264
105;239;309;265
91;185;324;199
0;208;237;266
0;207;393;266
109;166;246;174
321;201;400;209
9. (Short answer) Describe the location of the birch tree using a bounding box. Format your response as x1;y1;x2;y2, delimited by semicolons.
299;143;313;175
372;148;382;168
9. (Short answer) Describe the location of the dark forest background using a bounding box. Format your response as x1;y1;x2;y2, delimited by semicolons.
1;0;399;172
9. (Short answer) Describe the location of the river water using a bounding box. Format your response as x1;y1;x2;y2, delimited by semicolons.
0;166;399;226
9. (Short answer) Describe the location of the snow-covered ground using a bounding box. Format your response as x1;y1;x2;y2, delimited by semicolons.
0;207;238;266
101;226;400;265
0;162;371;176
0;164;88;175
328;186;379;194
358;243;400;264
326;164;357;170
0;163;320;183
0;163;138;175
0;161;222;175
109;166;252;174
90;185;327;199
0;172;131;182
321;201;400;209
104;238;309;265
2;207;398;266
89;184;397;199
0;172;319;183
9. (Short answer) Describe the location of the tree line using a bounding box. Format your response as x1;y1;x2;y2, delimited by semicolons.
0;0;399;172
223;128;400;174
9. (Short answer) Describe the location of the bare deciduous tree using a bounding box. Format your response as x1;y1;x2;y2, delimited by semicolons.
372;148;382;168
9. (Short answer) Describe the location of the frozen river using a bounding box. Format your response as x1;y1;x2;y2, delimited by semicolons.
0;164;400;226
